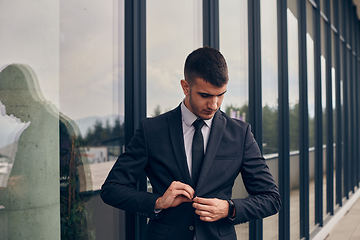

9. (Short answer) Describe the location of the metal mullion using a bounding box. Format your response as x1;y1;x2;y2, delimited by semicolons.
350;5;358;192
248;0;263;239
348;0;354;194
248;0;262;169
357;46;360;188
324;0;334;216
357;15;360;189
298;0;310;238
359;21;360;188
203;0;219;49
348;3;355;194
342;41;349;200
358;57;360;188
353;52;358;190
341;0;349;200
348;46;355;192
277;0;290;239
313;0;323;226
357;23;360;188
354;56;358;191
333;0;343;207
124;0;147;239
346;46;352;195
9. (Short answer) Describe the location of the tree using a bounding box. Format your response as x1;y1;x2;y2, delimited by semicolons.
289;103;300;151
153;105;161;117
262;104;278;154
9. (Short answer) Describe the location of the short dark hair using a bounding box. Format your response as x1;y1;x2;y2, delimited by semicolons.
184;46;228;87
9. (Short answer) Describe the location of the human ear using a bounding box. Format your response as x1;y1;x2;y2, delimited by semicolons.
180;79;190;96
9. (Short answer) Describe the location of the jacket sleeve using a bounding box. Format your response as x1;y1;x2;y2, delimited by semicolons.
100;119;161;219
232;124;281;224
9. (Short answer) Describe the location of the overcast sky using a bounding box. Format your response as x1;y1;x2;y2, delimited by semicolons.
0;0;59;107
0;0;327;144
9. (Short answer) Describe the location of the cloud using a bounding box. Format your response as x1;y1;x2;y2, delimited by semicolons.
59;0;121;120
0;0;59;107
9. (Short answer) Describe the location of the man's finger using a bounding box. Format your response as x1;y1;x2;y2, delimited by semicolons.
192;202;212;212
173;189;193;200
193;197;214;205
199;216;214;222
170;181;195;198
195;208;211;217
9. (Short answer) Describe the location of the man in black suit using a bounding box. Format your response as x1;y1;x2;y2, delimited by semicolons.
101;46;281;240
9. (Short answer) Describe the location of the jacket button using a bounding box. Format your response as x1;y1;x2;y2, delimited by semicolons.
189;225;194;231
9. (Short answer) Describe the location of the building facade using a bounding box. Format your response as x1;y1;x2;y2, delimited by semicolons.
0;0;359;239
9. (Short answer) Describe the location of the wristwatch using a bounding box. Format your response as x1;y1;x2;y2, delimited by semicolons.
227;199;235;219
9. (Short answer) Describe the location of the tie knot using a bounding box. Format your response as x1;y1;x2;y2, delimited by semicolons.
192;119;205;130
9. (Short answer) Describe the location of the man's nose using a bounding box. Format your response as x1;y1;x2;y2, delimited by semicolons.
208;97;218;110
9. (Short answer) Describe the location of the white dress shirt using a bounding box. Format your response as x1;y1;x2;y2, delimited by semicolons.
154;102;215;239
180;101;213;177
181;101;215;240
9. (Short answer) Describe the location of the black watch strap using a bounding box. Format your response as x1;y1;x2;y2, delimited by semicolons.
227;199;235;219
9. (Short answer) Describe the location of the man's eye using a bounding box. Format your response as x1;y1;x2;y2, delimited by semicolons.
200;94;210;98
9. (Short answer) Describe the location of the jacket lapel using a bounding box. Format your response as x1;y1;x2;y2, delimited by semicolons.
195;110;226;192
168;105;192;186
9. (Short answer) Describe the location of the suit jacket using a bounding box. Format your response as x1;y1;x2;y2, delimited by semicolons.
101;105;281;240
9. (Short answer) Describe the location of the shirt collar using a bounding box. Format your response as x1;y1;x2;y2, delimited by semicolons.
180;100;213;128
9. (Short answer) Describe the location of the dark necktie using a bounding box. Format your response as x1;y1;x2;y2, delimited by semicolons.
192;119;205;188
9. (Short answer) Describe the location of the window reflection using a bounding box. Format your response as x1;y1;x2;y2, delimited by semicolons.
146;0;202;117
0;0;61;238
288;10;300;152
220;0;248;122
261;0;278;156
321;55;328;219
0;65;60;239
261;0;279;239
331;67;336;209
307;33;316;233
287;8;300;240
220;0;249;239
319;13;327;223
59;0;124;239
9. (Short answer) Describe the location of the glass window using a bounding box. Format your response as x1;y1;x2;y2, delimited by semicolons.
287;5;300;239
331;31;336;145
307;32;316;233
288;9;300;153
59;0;124;239
306;1;316;233
146;0;202;117
331;64;337;207
321;18;328;220
0;1;60;238
340;41;345;201
0;0;125;239
261;0;278;156
220;0;248;122
220;0;249;239
261;0;279;239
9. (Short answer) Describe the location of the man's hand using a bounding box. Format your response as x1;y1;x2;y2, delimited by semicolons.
155;181;195;210
192;197;229;222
